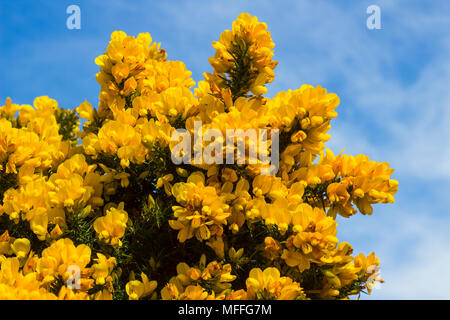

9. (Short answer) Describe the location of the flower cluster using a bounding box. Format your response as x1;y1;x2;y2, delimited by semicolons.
0;13;397;300
0;238;115;299
169;172;231;252
207;13;277;99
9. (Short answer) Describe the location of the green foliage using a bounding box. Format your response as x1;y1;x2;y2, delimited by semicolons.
55;108;80;143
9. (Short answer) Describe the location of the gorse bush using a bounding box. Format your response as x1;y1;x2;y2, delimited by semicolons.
0;13;398;300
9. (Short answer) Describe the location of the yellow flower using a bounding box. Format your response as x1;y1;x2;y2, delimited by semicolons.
29;213;48;241
221;168;238;182
95;120;143;167
139;118;173;148
0;97;20;117
126;272;157;300
353;252;384;294
112;62;130;83
76;100;94;121
263;237;281;260
208;13;277;98
94;202;128;246
156;173;174;196
57;286;89;300
50;224;63;239
279;203;339;271
268;85;339;175
169;172;230;243
160;283;179;300
228;247;245;263
151;87;198;121
92;253;116;285
93;289;113;300
36;238;91;288
11;238;31;259
179;285;210;300
0;231;14;256
23;251;38;275
246;267;305;300
0;257;57;300
162;255;236;299
321;149;398;217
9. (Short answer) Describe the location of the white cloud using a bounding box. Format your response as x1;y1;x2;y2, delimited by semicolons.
337;207;450;299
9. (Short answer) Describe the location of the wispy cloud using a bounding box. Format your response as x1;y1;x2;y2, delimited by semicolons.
337;206;450;299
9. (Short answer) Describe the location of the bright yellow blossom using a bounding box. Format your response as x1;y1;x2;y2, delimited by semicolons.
169;172;231;245
246;267;306;300
94;202;128;246
11;238;31;259
126;272;157;300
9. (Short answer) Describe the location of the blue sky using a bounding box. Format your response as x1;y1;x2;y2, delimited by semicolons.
1;0;450;299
